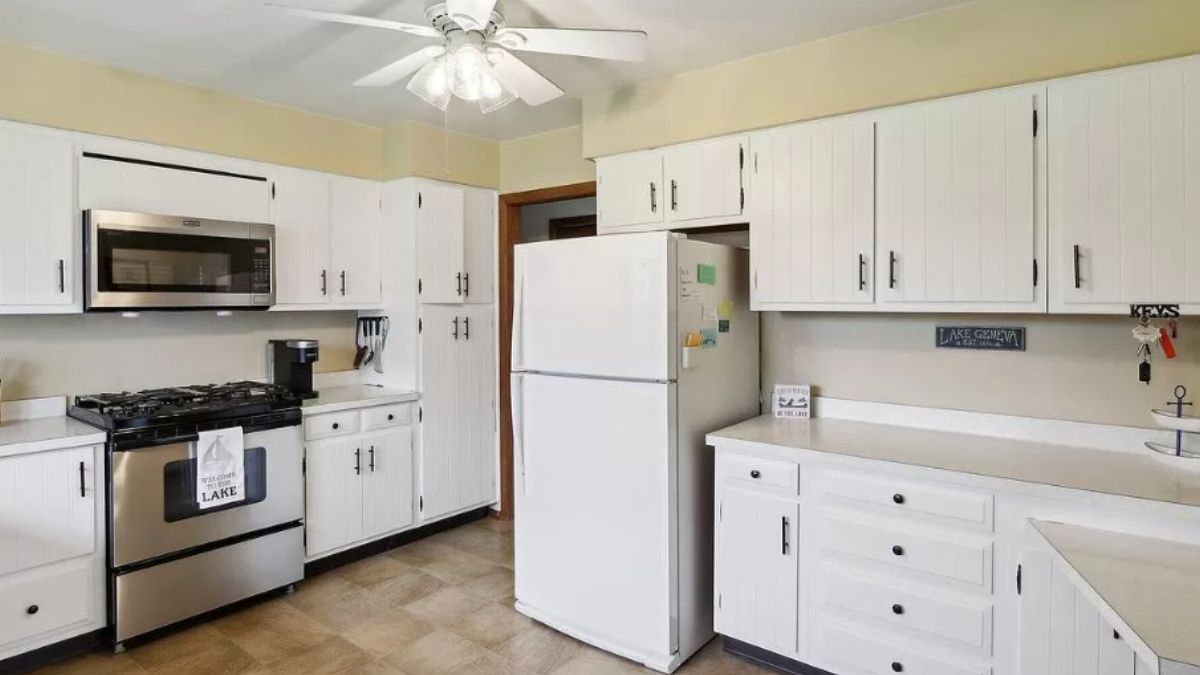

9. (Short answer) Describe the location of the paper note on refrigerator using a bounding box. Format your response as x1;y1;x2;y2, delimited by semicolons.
697;264;717;285
717;300;734;320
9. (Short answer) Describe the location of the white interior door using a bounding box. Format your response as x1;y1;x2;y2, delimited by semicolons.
417;182;465;304
304;436;363;557
330;176;382;305
271;166;331;305
514;232;673;381
361;427;414;539
514;373;676;660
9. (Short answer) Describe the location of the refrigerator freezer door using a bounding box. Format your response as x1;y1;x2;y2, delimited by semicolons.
513;372;677;667
513;232;675;381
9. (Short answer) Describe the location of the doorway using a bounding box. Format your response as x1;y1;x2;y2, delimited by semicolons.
496;181;597;521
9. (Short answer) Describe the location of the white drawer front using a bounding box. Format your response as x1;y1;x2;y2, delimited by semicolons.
720;453;798;493
820;568;993;652
822;470;993;531
815;620;990;675
362;403;411;431
821;514;993;591
0;561;92;647
304;410;361;440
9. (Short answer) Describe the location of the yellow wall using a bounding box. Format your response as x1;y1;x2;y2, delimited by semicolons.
0;40;384;178
383;120;501;188
499;126;595;193
581;0;1200;157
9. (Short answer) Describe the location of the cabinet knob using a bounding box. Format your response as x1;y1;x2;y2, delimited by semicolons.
387;414;395;421
26;605;38;615
892;493;905;505
891;603;904;615
891;545;905;556
332;422;340;430
750;470;761;479
891;662;903;673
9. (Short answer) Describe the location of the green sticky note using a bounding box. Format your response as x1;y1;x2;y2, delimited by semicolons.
697;264;717;285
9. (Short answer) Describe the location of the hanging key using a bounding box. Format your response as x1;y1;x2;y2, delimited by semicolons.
1139;344;1153;385
1169;318;1179;339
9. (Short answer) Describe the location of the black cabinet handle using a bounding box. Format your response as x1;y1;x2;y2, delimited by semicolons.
387;413;395;421
332;422;339;430
320;270;327;295
650;182;657;213
858;254;867;291
354;448;361;475
26;605;38;615
750;470;761;479
892;545;905;556
781;516;790;555
888;251;898;289
463;316;470;341
463;272;470;298
891;662;903;673
369;446;376;472
892;603;904;615
340;270;347;296
456;272;463;296
1080;242;1089;288
893;493;905;505
58;259;65;293
78;461;86;498
670;180;678;211
452;317;460;340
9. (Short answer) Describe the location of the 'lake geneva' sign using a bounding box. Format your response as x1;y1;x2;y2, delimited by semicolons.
935;326;1026;351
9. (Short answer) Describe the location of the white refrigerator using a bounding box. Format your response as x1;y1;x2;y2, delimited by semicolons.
511;231;760;673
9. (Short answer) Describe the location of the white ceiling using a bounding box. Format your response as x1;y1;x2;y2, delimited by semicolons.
0;0;973;139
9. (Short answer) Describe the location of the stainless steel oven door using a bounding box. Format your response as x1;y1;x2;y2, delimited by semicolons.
110;424;302;568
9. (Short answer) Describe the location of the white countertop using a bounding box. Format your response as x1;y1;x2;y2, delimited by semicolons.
0;415;107;459
1032;520;1200;674
301;384;418;415
708;415;1200;509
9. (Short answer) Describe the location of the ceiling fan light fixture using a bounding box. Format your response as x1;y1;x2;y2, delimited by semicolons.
479;71;517;114
406;56;451;111
448;42;490;101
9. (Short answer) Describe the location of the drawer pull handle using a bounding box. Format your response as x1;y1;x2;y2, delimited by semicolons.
26;605;38;615
332;422;340;430
892;493;905;505
387;414;395;421
891;603;904;615
891;545;905;557
891;662;903;673
750;470;761;479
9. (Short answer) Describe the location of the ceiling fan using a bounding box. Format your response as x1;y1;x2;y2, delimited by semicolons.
269;0;649;114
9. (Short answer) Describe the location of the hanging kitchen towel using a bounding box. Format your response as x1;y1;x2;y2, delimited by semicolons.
195;426;245;509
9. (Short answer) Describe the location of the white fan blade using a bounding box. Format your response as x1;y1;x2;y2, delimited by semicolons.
490;51;564;106
446;0;498;31
354;45;446;87
268;3;442;38
493;27;648;62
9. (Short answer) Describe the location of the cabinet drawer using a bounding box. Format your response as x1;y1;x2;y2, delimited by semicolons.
720;453;798;493
821;569;992;652
362;403;411;431
815;620;989;675
0;561;91;647
821;515;992;591
822;470;993;531
304;410;361;440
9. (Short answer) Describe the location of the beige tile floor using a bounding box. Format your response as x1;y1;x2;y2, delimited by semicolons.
32;518;775;675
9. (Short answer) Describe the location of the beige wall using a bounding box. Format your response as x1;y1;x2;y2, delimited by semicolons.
581;0;1200;157
0;312;357;400
383;120;501;188
763;313;1200;429
499;126;595;194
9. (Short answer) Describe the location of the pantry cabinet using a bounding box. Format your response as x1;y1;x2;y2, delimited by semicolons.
416;181;494;305
749;116;875;309
876;85;1044;312
0;128;76;311
1049;56;1200;314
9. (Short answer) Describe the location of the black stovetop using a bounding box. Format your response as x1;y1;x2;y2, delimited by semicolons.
69;380;303;434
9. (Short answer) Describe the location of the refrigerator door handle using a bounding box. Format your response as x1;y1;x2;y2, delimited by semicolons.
512;373;527;494
512;259;526;370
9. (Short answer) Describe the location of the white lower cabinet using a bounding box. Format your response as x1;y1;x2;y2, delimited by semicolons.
304;404;415;560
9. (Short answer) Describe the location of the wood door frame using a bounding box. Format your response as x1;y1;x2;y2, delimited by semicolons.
496;181;596;521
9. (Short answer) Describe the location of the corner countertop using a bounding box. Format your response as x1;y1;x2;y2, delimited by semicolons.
1032;520;1200;674
0;416;108;459
707;414;1200;510
301;384;419;416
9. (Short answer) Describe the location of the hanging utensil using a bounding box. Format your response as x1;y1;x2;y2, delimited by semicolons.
353;318;368;368
373;317;390;374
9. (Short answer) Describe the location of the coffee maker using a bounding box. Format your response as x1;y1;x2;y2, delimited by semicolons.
268;339;319;399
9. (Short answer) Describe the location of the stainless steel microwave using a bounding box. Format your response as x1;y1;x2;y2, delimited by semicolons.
84;210;275;311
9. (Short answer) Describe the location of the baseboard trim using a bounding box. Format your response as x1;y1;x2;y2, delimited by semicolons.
303;506;491;577
0;629;104;675
723;637;834;675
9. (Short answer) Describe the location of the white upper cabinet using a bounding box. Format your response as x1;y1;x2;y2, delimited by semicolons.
330;176;382;306
750;117;875;309
876;85;1045;312
597;150;664;233
663;135;747;227
1049;56;1200;313
272;167;332;306
0;129;76;309
78;154;270;223
416;180;495;305
462;186;495;304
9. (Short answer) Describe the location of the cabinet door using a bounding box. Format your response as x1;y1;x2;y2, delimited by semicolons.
714;486;799;655
664;135;746;225
417;182;466;304
77;155;270;222
1050;57;1200;312
330;176;382;306
462;187;495;304
877;86;1042;312
304;436;363;557
0;446;95;576
0;130;75;307
597;151;664;233
271;167;331;305
361;427;414;539
749;119;874;308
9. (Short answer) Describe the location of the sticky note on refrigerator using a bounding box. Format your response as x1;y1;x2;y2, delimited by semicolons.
684;332;702;348
717;300;734;320
701;329;718;348
702;305;718;322
697;264;717;285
